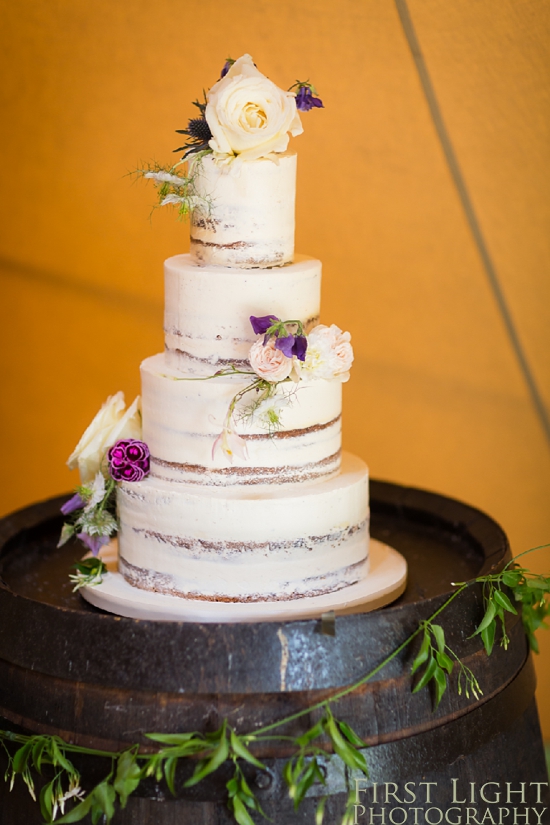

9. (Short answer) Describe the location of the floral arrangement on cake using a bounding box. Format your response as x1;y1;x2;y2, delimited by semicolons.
139;54;323;217
58;393;149;588
177;314;354;462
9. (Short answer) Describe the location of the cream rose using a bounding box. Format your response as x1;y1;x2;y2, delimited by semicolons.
67;392;142;483
205;54;303;163
249;339;294;383
302;325;354;382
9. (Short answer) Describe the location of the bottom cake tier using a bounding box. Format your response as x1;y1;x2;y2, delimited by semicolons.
117;452;370;603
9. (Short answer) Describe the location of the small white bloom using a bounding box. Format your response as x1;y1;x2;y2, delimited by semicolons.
302;324;354;382
206;54;303;163
67;393;142;484
144;171;187;186
212;425;248;463
85;472;106;510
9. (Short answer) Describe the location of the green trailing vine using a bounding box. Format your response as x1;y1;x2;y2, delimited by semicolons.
1;546;549;825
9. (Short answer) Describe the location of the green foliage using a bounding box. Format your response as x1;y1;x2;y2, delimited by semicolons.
2;547;549;825
69;558;108;592
135;157;212;220
472;559;550;655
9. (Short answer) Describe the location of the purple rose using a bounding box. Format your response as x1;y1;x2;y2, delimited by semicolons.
61;493;86;516
77;533;110;557
295;87;323;112
250;315;280;335
108;439;150;483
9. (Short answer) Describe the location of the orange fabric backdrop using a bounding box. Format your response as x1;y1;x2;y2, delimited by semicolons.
1;0;549;733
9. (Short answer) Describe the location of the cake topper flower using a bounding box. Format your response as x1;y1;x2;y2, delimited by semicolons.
204;54;303;164
173;55;322;164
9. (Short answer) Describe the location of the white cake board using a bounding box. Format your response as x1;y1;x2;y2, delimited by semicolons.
80;539;407;623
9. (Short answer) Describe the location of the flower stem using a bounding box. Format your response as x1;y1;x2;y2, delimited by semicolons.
250;585;468;738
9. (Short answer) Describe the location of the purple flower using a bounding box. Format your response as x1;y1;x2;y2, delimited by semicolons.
108;439;150;483
61;493;86;516
77;533;110;557
274;334;308;362
250;315;279;335
295;87;324;112
293;334;308;362
220;58;235;78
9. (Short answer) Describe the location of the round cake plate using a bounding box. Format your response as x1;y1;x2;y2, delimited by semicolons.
80;539;407;622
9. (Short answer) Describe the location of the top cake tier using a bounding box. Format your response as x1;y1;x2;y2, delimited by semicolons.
189;152;296;269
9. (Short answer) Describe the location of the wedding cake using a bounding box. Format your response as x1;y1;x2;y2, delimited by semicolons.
61;55;371;608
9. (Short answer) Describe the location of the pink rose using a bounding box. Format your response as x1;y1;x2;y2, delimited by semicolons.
249;338;293;383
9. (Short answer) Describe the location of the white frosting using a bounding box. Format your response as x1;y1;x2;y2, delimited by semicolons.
189;152;297;268
164;254;321;375
141;352;342;485
117;453;370;602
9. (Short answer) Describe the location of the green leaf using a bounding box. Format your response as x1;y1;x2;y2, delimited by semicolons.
338;720;365;748
163;757;178;797
12;741;33;774
316;795;328;825
145;732;198;745
184;721;229;788
472;600;497;637
31;738;47;773
431;624;446;655
526;578;550;591
411;629;431;675
39;776;55;821
502;571;521;587
231;794;256;825
55;795;93;823
296;720;324;748
230;730;265;769
283;759;295;791
435;649;454;675
114;750;142;807
51;738;76;774
324;714;368;776
412;654;437;693
90;781;116;825
290;758;326;810
481;620;496;656
433;665;447;708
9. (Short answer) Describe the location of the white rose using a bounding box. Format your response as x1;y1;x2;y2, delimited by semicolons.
67;392;142;483
249;339;294;383
302;325;354;382
205;54;303;163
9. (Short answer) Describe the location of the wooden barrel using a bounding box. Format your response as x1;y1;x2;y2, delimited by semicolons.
0;481;548;823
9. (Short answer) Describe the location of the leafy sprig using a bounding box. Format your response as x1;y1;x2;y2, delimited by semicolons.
135;157;211;220
69;557;108;592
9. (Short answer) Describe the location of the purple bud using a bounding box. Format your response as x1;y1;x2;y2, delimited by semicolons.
274;334;295;358
293;334;308;362
250;315;280;335
77;533;110;557
61;493;86;516
295;86;324;112
220;60;232;78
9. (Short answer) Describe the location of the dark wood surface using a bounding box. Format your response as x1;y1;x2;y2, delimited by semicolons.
1;481;548;823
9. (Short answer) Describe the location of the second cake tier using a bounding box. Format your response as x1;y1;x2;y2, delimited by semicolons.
141;353;342;486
